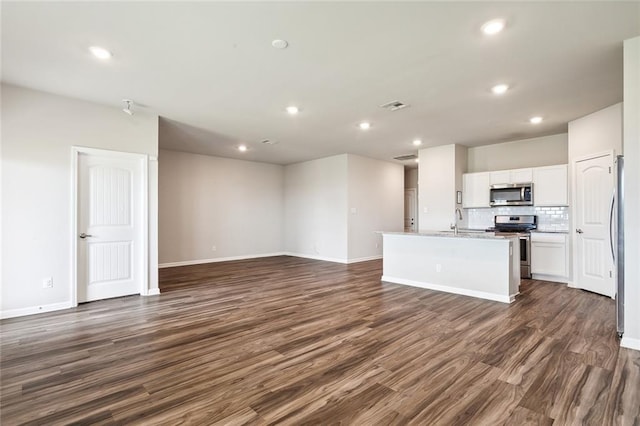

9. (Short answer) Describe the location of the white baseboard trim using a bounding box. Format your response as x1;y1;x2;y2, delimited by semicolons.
346;255;383;264
160;253;383;268
143;288;161;296
532;273;569;284
282;252;348;264
282;253;382;264
159;252;286;268
621;336;640;351
1;301;74;319
381;275;514;304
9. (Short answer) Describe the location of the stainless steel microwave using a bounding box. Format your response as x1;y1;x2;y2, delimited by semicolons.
490;183;533;206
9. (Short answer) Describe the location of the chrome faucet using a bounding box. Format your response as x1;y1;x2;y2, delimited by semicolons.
450;208;463;235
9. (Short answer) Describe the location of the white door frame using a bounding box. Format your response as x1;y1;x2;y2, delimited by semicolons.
571;149;616;295
71;146;149;306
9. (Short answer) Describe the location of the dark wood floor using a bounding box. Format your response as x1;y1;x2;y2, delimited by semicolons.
1;256;638;425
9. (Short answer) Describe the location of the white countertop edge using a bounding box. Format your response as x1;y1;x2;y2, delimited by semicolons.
380;231;516;240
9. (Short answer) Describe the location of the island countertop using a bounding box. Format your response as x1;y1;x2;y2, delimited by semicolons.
381;231;520;303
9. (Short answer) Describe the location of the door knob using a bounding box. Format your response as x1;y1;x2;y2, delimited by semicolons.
79;233;94;239
576;229;583;234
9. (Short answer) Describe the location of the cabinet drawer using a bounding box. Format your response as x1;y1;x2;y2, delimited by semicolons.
531;233;566;243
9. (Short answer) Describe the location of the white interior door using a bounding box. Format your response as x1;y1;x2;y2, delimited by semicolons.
574;153;615;297
404;188;417;232
77;151;144;302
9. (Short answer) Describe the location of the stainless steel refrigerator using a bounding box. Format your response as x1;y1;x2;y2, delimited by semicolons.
615;155;625;338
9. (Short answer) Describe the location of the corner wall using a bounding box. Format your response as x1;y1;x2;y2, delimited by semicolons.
284;155;349;262
1;84;159;317
347;155;404;261
622;37;640;351
568;104;623;160
283;154;403;263
158;150;284;266
419;144;467;231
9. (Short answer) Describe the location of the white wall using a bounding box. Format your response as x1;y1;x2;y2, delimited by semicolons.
418;144;467;231
158;150;284;266
347;155;404;261
568;104;623;160
622;37;640;350
1;84;159;317
467;133;568;173
284;155;349;262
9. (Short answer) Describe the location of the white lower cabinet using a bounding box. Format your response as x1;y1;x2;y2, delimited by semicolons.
531;233;569;282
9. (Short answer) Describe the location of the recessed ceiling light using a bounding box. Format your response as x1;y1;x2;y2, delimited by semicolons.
412;139;422;146
491;84;509;95
272;39;289;49
530;116;543;124
238;145;247;152
89;46;112;60
359;122;371;130
286;106;299;115
481;19;506;35
415;158;420;163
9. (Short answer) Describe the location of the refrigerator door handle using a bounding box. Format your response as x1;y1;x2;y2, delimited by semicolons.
609;191;615;262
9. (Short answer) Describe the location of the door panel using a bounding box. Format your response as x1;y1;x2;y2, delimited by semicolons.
404;189;417;232
575;154;614;297
78;153;143;302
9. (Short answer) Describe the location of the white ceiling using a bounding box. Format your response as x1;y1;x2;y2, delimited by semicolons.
2;2;639;165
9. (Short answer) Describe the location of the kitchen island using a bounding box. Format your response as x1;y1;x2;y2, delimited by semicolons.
381;231;520;303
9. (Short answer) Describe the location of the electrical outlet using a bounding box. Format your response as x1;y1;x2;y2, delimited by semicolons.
43;277;53;288
211;245;217;252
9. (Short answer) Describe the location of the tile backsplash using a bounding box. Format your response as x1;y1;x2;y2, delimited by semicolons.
464;206;570;232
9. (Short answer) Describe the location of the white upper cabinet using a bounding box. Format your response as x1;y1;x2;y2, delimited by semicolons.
464;164;568;209
489;168;533;185
533;164;568;206
463;172;490;208
510;168;533;183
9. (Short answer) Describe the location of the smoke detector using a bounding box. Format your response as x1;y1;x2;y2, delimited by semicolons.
380;100;409;111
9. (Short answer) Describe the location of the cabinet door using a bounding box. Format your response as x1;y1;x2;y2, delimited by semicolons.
531;233;567;277
510;168;533;183
490;168;532;185
533;165;568;206
463;172;490;208
490;170;510;185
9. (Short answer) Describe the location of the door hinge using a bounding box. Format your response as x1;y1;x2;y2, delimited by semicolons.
609;166;612;174
609;270;613;278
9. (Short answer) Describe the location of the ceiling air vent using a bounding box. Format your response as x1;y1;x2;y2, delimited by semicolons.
393;154;418;161
380;100;409;111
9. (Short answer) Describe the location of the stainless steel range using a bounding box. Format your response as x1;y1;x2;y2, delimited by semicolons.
487;215;537;279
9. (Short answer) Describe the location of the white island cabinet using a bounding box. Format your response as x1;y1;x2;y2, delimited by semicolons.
381;232;520;303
